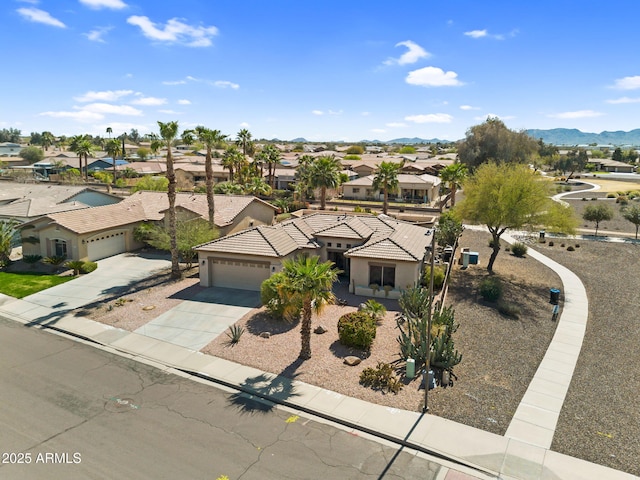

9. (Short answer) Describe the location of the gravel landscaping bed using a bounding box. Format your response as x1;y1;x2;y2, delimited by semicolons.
529;239;640;476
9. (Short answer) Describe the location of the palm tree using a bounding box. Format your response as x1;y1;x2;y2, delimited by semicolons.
195;127;227;229
439;162;468;207
244;176;272;197
41;131;55;152
372;161;403;215
236;128;254;156
0;219;18;267
69;135;95;181
222;146;242;183
156;120;182;278
279;255;341;360
262;144;281;188
104;138;121;183
309;154;341;210
106;127;112;139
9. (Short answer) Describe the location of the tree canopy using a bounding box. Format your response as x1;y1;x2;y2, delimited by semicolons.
372;161;403;214
622;204;640;239
455;162;577;271
19;146;44;164
582;204;613;237
457;117;539;170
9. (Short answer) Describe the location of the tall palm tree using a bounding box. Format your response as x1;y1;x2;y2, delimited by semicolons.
309;154;341;210
439;162;468;207
222;146;242;183
263;144;281;188
372;161;403;214
236;128;254;156
41;131;55;152
279;256;340;360
70;135;95;181
104;138;122;183
156;120;181;278
106;127;113;139
195;126;227;229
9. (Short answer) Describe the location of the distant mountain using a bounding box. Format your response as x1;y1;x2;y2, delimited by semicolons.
287;136;451;144
526;128;640;146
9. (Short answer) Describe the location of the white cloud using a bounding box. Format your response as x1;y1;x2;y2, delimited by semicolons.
79;0;127;9
612;75;640;90
239;122;250;128
464;29;488;39
162;79;187;85
371;128;386;133
214;80;239;89
384;40;430;66
361;111;371;116
328;109;343;116
17;7;66;28
606;97;640;104
312;110;324;116
460;105;479;110
406;66;463;87
127;15;218;47
39;110;103;122
177;99;191;105
81;103;143;116
84;26;113;43
405;113;453;124
386;122;407;128
74;90;134;102
130;96;167;106
547;110;604;119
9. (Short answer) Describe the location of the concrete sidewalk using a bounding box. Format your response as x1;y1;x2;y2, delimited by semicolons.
0;252;636;479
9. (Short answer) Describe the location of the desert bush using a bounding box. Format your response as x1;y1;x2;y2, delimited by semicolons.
591;197;598;201
497;301;521;319
567;245;575;251
423;265;446;290
479;276;502;302
261;272;296;319
353;205;364;213
548;241;554;246
581;197;588;201
574;244;580;248
359;362;402;394
617;195;629;205
337;311;377;350
607;193;616;198
511;242;528;257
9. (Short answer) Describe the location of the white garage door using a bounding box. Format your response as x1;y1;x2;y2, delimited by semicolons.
210;258;271;291
87;232;126;261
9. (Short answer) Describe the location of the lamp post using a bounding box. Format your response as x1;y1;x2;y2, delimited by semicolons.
423;227;436;413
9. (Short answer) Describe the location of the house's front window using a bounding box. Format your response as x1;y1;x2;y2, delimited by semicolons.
54;239;67;257
369;264;395;288
353;188;360;193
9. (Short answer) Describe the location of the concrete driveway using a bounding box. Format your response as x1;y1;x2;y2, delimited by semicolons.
134;287;261;350
0;252;171;325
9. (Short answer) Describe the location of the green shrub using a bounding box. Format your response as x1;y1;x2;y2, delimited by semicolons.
497;301;521;319
591;197;598;201
567;245;575;251
479;276;502;302
359;362;402;394
43;255;66;266
423;265;446;290
359;299;387;323
80;261;98;274
617;195;629;205
22;254;42;264
606;193;616;198
548;241;554;247
261;272;293;319
511;242;528;257
337;311;377;350
353;205;364;213
574;244;580;248
64;260;85;276
581;197;588;201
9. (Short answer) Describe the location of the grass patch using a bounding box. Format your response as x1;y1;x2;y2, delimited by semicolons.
0;272;74;298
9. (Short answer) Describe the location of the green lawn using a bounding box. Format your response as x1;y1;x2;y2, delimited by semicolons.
0;272;74;299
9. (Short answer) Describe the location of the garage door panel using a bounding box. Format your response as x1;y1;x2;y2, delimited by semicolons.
87;232;126;261
210;259;270;291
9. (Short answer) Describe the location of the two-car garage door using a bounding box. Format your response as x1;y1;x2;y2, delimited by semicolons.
210;258;271;291
87;231;126;261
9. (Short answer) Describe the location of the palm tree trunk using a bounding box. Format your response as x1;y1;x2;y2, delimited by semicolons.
205;149;215;229
299;300;313;360
166;151;180;278
450;185;457;207
320;186;327;209
383;188;389;214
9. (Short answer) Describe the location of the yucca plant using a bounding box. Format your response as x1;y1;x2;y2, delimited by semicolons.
225;324;245;345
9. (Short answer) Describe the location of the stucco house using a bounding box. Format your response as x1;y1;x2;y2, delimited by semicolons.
195;212;431;298
341;174;441;204
20;192;277;262
0;142;23;157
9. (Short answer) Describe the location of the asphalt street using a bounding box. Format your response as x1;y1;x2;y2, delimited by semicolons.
0;318;443;480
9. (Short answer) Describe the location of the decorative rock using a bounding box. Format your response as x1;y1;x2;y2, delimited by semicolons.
314;325;328;334
259;332;271;339
142;305;156;311
343;356;361;366
358;303;367;311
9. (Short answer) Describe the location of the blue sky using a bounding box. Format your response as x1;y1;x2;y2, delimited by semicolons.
3;0;640;142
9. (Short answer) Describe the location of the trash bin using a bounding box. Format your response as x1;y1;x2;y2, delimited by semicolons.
550;288;560;305
406;358;415;379
443;246;453;263
422;369;435;390
469;252;479;265
539;230;546;240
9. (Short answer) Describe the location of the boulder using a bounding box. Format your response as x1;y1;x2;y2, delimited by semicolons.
343;356;362;366
259;332;271;339
314;325;328;334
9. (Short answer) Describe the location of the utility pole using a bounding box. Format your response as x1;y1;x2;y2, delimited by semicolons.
423;227;436;413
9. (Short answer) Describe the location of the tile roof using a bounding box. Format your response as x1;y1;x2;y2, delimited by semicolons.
345;219;431;262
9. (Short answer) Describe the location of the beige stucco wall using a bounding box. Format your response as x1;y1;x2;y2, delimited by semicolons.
223;201;276;236
348;257;422;295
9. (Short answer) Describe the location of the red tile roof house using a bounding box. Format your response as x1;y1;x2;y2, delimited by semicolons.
20;192;277;262
195;212;431;298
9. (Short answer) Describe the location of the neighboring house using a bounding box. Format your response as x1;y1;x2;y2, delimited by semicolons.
591;159;636;173
87;157;129;172
195;212;431;298
341;174;441;204
0;183;121;224
0;142;23;157
269;168;296;190
175;164;230;189
20;192;277;262
116;161;166;175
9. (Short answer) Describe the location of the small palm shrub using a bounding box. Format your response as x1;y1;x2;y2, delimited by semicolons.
479;276;502;302
23;254;42;265
43;255;66;266
80;261;98;274
359;300;387;323
65;260;85;276
359;362;403;394
337;311;376;350
511;242;528;257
